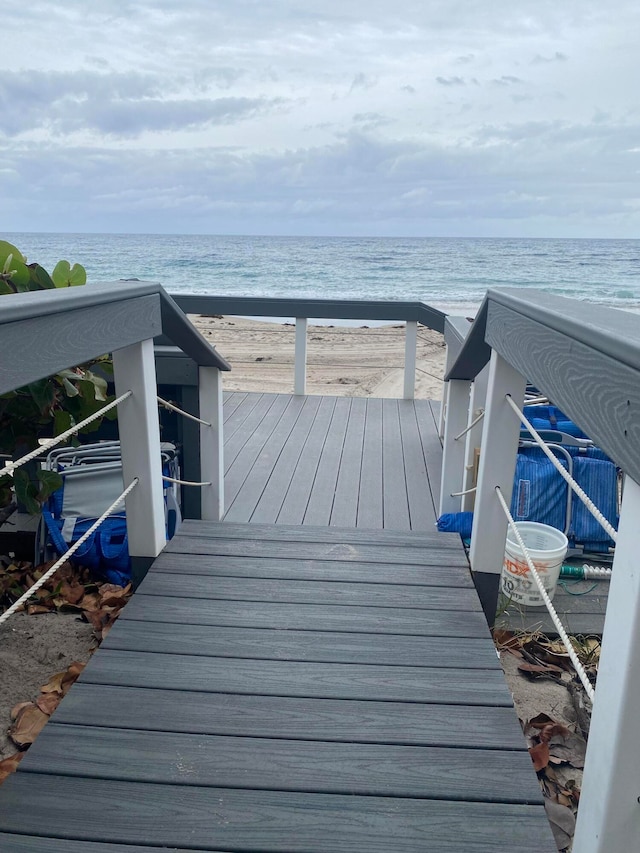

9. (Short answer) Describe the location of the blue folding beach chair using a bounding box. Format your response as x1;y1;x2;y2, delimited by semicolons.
39;441;181;584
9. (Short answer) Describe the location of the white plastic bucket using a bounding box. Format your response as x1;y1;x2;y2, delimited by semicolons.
501;522;568;607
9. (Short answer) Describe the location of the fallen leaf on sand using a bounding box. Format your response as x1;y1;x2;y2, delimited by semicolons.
544;799;576;850
10;701;33;721
36;693;62;715
9;704;49;748
529;741;550;772
0;753;24;783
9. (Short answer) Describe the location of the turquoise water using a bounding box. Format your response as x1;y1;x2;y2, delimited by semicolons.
7;233;640;315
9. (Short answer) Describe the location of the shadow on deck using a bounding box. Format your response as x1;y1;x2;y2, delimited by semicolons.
0;395;557;851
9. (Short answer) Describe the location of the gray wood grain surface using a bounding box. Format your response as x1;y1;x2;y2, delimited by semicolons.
119;594;492;637
0;775;555;852
135;572;481;610
101;620;502;668
21;724;540;803
82;649;513;705
54;683;530;748
149;551;474;585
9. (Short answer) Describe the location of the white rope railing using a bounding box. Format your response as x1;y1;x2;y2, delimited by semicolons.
0;478;138;626
157;396;211;427
0;391;133;478
450;486;477;497
162;475;211;487
505;394;618;543
453;410;485;442
495;486;596;702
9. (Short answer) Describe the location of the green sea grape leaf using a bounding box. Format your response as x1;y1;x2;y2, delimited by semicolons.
52;260;87;288
26;379;56;414
27;263;56;290
53;410;74;436
0;241;26;265
37;470;63;502
13;468;40;515
0;279;14;295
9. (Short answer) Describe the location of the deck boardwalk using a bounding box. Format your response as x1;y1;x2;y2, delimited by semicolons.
0;521;556;852
222;392;443;529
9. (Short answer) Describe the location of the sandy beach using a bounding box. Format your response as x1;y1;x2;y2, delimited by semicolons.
189;314;447;399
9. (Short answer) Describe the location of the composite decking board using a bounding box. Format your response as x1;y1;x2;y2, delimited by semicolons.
23;724;541;804
416;398;444;514
136;573;482;611
148;552;475;586
165;535;469;567
330;396;367;527
276;396;339;524
53;683;530;749
397;400;439;530
119;595;492;639
246;395;324;523
222;390;248;423
176;518;465;551
382;399;412;530
357;397;384;527
100;620;502;668
224;394;310;521
223;392;289;468
0;776;556;853
303;397;352;525
81;649;514;705
0;838;232;853
224;394;299;510
222;390;272;449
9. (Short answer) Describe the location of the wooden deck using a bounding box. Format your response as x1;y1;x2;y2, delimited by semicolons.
0;521;555;852
222;392;443;530
0;393;557;851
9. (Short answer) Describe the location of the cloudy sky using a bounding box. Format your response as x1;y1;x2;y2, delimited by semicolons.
1;1;639;237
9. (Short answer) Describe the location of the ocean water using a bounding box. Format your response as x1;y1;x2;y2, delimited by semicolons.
6;233;640;317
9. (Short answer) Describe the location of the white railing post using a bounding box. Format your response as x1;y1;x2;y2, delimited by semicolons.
112;339;166;562
439;379;472;516
572;475;640;853
294;317;307;395
199;365;224;520
468;350;526;620
403;320;418;400
462;364;489;511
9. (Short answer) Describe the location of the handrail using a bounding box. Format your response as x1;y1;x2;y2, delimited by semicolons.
170;294;448;333
444;287;640;485
0;281;229;395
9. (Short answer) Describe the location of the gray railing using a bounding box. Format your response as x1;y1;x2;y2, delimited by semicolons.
0;281;230;583
170;294;447;399
438;287;640;853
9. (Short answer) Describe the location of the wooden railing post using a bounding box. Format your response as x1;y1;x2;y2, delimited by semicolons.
294;317;307;395
403;320;418;400
468;350;526;622
112;339;166;584
199;365;224;520
572;475;640;853
438;379;471;516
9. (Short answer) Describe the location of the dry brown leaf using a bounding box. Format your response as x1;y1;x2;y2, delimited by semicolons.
40;671;67;694
529;741;550;772
10;701;33;721
59;581;85;605
9;704;49;748
0;753;24;784
80;593;101;611
36;693;61;716
27;604;52;615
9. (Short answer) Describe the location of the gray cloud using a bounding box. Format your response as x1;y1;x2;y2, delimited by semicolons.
531;52;568;64
491;76;524;86
436;76;466;86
